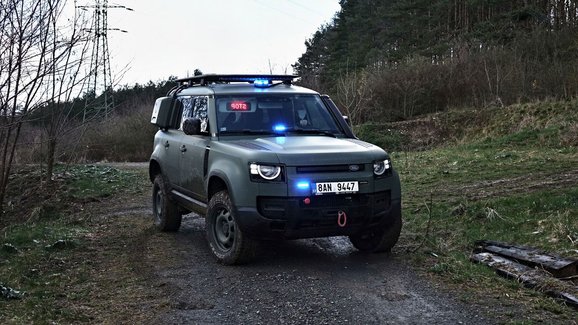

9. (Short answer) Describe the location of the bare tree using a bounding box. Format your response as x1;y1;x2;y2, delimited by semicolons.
42;2;92;182
334;69;372;125
0;0;91;215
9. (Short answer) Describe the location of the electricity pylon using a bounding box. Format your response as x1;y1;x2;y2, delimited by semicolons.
77;0;132;121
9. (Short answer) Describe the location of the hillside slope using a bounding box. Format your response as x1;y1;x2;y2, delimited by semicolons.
357;100;577;322
356;99;578;151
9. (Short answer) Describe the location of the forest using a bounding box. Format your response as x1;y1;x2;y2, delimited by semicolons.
294;0;578;123
2;0;578;215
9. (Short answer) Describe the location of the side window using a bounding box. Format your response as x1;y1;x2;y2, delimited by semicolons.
177;96;210;133
178;96;194;130
193;96;209;133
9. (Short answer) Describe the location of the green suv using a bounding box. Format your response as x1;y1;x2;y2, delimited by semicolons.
149;74;401;264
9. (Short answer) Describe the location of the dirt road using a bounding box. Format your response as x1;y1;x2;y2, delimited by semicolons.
86;163;492;324
126;214;487;324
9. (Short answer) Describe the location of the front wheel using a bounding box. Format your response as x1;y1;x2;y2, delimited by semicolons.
206;191;257;265
152;175;182;231
349;211;402;253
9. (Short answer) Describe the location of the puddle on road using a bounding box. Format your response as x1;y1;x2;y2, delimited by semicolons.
307;237;356;257
181;213;205;231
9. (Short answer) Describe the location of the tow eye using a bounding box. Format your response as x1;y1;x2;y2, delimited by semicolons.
337;210;347;227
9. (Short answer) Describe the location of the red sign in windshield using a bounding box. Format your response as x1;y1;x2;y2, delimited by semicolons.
228;101;250;111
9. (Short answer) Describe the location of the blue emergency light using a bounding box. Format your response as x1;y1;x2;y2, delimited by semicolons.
253;79;270;88
296;181;310;190
273;124;287;132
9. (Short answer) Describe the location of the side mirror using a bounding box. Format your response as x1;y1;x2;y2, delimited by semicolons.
183;118;201;135
150;97;175;129
343;116;351;126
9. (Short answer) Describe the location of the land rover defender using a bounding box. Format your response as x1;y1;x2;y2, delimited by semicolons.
149;74;401;264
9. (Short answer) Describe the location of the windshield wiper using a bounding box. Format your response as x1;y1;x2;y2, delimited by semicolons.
220;129;277;136
285;128;337;138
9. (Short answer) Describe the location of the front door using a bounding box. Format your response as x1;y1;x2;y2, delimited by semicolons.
177;96;211;201
158;129;183;186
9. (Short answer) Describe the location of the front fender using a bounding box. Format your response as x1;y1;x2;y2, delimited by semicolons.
149;138;167;181
207;156;259;208
149;158;161;182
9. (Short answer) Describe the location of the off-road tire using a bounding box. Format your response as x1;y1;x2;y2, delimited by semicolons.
349;211;402;253
206;190;257;265
152;174;182;231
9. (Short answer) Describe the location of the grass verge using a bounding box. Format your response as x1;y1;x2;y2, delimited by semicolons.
378;102;578;323
0;164;150;324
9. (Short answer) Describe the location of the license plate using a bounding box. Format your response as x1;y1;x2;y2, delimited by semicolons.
313;181;359;195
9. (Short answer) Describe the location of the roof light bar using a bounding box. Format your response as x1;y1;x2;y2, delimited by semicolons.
175;74;298;86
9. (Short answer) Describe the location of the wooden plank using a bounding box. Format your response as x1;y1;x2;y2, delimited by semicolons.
475;240;578;278
471;252;578;309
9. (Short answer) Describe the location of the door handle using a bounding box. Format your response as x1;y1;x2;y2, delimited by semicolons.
164;141;170;149
180;145;187;152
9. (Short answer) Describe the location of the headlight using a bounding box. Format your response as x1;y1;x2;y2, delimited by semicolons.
250;163;282;181
373;159;391;176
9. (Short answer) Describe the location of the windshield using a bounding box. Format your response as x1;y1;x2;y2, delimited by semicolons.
215;94;343;136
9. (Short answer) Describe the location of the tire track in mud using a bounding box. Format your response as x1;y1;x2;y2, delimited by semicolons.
452;169;578;201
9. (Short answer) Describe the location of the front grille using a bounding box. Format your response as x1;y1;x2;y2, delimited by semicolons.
296;164;365;173
299;194;368;208
257;191;390;220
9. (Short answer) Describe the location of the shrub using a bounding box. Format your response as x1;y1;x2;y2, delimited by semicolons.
80;104;156;162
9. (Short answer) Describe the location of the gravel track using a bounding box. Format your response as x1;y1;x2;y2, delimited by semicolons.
142;214;490;324
104;162;492;324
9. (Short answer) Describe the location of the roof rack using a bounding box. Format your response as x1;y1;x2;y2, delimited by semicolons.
175;74;298;86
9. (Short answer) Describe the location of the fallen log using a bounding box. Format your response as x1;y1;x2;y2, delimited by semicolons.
471;252;578;309
475;240;578;278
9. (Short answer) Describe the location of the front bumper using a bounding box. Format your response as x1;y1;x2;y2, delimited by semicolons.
235;191;401;240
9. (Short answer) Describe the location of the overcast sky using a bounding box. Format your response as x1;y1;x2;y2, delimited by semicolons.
99;0;341;85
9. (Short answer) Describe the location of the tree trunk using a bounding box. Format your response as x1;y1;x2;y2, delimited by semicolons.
45;138;57;184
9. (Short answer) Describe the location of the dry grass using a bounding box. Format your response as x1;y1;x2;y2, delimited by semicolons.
79;105;157;162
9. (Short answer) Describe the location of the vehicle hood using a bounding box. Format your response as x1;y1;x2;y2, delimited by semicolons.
226;136;386;166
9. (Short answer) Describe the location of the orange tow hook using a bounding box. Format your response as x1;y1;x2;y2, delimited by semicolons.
337;210;347;227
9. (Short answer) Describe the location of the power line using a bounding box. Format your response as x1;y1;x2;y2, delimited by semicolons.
286;0;327;19
251;0;314;25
